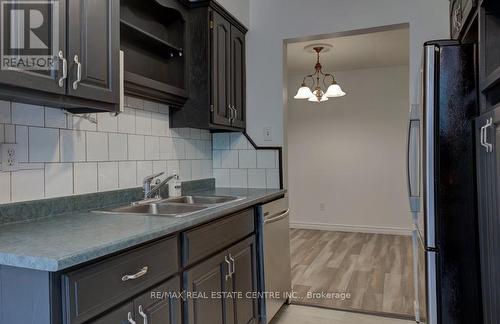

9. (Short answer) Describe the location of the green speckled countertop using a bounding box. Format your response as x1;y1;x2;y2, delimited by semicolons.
0;188;285;272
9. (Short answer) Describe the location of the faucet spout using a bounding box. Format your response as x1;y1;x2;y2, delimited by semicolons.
144;173;178;199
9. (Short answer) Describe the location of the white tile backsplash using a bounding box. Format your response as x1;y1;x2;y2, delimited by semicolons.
74;163;98;194
117;108;136;134
212;133;280;189
0;172;10;203
60;130;86;162
97;112;118;133
135;110;152;135
45;163;73;198
213;133;230;149
98;162;119;192
15;126;28;162
145;136;160;160
239;150;256;169
221;150;238;168
128;134;145;160
11;169;44;202
137;161;153;185
118;161;137;189
12;103;44;126
86;132;109;162
29;127;59;162
44;108;67;129
0;97;214;204
0;100;11;124
257;150;277;169
5;125;15;143
248;169;266;188
230;169;247;188
108;133;128;161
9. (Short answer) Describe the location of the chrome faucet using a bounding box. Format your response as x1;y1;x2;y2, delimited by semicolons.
142;172;178;199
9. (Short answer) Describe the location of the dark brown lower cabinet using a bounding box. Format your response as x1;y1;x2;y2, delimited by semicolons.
92;302;133;324
91;277;182;324
184;236;258;324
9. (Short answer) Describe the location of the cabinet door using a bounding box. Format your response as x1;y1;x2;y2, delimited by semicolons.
211;10;231;127
476;110;500;324
184;251;232;324
0;0;66;94
230;26;246;130
67;0;119;104
92;302;134;324
227;236;258;324
134;277;182;324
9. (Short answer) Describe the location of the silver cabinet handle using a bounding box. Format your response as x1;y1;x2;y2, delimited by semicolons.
229;254;235;276
228;106;233;123
128;312;136;324
122;266;148;282
73;55;81;90
58;50;67;87
484;118;493;153
480;124;487;150
138;305;148;324
233;107;237;120
225;255;232;281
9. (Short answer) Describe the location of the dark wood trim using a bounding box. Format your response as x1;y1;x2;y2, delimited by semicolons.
0;83;117;112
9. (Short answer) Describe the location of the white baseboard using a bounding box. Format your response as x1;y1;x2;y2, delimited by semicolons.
290;221;412;236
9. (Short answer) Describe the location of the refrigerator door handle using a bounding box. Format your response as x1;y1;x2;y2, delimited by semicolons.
480;124;486;150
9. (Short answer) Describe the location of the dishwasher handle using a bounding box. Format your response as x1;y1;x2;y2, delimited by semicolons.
264;209;290;224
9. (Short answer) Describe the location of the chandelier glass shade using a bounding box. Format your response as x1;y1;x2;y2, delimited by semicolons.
294;46;346;103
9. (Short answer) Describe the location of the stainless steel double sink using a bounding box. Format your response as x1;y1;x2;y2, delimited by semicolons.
94;195;243;218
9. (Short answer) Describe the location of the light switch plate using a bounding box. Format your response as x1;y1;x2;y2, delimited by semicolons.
263;127;272;141
1;143;19;171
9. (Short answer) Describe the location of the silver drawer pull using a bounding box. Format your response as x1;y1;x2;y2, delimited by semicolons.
127;312;136;324
138;305;148;324
122;266;148;282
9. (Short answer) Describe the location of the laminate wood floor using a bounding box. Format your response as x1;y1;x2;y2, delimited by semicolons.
290;229;414;318
271;305;415;324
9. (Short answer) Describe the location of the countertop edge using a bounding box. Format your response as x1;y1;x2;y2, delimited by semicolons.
0;189;286;272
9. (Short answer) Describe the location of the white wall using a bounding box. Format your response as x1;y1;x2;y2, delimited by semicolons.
247;0;449;146
217;0;250;27
287;65;411;235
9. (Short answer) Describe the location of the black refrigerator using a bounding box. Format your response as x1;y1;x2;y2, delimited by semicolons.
407;40;482;324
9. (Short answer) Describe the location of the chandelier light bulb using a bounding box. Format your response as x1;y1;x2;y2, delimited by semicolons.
294;82;314;99
325;81;346;98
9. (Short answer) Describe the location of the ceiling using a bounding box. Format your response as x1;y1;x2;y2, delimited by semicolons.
286;28;409;75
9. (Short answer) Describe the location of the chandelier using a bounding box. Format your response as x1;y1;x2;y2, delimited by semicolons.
294;45;346;103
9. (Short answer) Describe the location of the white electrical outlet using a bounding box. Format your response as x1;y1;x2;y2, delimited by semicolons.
1;143;19;171
263;127;272;141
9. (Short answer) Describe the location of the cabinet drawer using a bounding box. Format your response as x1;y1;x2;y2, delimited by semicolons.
62;236;179;324
182;209;255;266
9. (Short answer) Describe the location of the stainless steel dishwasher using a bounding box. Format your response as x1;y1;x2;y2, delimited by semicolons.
257;197;291;323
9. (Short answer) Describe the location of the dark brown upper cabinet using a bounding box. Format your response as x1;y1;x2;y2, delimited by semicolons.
450;0;477;39
170;0;247;131
67;0;120;104
0;0;120;112
120;0;189;108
